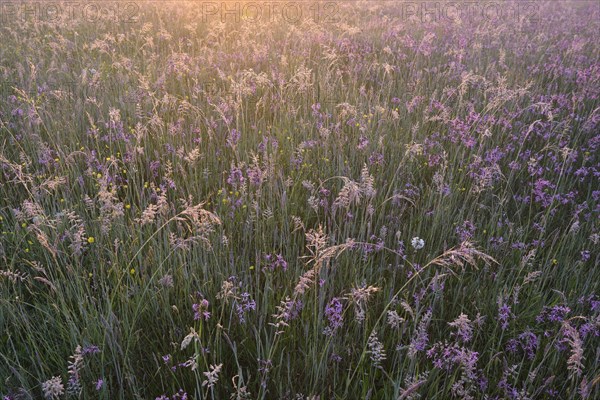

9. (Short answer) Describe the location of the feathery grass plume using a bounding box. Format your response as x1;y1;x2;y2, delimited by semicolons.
294;226;351;296
561;321;585;379
138;191;173;226
359;164;376;198
347;284;380;323
168;201;221;250
0;154;35;189
158;274;174;288
398;371;429;400
291;215;305;233
66;345;84;396
579;376;591;399
400;301;415;320
386;310;405;330
97;175;124;234
216;279;238;303
64;211;87;257
0;269;28;283
427;241;496;272
230;375;252;399
332;178;361;212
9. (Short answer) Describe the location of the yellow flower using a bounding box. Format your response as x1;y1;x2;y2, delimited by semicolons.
130;268;136;275
125;204;131;209
87;237;95;244
97;173;102;179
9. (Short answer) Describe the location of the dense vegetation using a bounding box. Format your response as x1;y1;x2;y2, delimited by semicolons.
1;1;598;399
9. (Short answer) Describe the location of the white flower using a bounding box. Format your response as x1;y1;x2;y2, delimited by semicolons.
41;376;64;399
411;237;425;250
202;363;223;388
367;332;386;368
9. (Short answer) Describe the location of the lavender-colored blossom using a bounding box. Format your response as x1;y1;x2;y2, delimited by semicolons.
536;305;571;324
227;128;241;148
227;166;245;189
263;253;288;271
324;297;343;335
408;309;432;358
235;292;256;324
81;344;100;355
455;220;476;242
580;250;590;261
193;299;211;321
498;303;513;330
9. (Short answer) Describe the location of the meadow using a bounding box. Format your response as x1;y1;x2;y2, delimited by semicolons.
0;1;599;399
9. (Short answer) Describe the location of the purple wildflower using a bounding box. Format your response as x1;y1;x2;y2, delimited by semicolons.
536;305;570;324
193;299;211;321
498;303;513;330
235;292;256;324
324;297;343;335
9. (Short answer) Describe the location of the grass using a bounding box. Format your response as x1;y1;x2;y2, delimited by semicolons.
0;1;599;399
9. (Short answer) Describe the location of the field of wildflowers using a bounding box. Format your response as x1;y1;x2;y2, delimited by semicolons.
0;1;599;399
